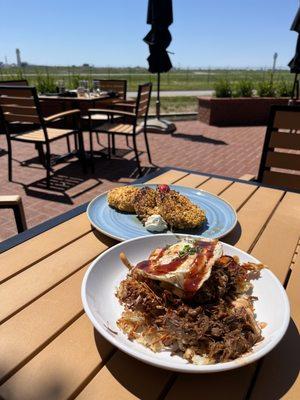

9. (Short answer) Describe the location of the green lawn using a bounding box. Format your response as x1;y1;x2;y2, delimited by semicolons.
149;96;197;114
0;66;293;92
0;66;292;114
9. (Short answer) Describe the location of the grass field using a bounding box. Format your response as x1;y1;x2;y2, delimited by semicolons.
0;66;293;114
149;96;197;114
0;66;293;92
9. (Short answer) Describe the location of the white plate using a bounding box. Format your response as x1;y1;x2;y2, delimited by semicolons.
81;234;290;373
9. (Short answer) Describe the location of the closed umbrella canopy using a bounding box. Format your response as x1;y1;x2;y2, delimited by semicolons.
291;7;300;32
143;0;176;132
288;35;300;73
289;7;300;99
289;7;300;73
143;0;173;73
146;0;173;26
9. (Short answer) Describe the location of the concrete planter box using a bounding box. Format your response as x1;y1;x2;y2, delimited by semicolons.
198;97;290;126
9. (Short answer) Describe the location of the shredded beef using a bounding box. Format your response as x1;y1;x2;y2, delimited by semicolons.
116;257;262;364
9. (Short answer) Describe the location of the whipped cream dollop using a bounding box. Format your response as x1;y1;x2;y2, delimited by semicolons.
145;214;168;232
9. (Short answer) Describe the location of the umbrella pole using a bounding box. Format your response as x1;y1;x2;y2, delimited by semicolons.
156;72;161;119
292;73;298;100
146;72;176;134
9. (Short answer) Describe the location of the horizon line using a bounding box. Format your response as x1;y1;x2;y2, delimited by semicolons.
0;64;291;71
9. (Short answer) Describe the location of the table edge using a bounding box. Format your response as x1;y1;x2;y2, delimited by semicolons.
1;166;295;254
39;95;111;100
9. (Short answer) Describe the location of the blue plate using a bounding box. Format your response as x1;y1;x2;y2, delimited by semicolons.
87;184;237;241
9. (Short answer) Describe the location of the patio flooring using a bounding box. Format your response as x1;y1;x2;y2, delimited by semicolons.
0;120;265;242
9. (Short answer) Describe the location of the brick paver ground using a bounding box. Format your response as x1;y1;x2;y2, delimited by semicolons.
0;120;265;241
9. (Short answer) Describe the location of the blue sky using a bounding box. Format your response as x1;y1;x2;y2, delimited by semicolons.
0;0;299;68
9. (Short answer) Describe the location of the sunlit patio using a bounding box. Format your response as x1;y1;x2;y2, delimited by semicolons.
0;121;265;241
1;0;300;399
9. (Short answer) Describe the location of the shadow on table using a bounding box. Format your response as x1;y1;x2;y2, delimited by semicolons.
92;229;117;247
92;320;299;400
171;131;228;145
93;329;172;400
247;319;300;399
221;221;242;245
0;364;65;400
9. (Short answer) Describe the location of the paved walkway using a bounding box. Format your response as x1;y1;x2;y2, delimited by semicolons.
0;120;265;241
128;90;214;97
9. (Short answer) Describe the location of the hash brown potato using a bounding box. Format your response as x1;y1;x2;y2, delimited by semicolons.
107;186;140;213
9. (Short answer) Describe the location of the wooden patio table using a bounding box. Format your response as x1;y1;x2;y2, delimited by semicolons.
39;93;121;131
0;167;299;400
39;93;117;117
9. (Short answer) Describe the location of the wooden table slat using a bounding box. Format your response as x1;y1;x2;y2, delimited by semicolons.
0;232;112;323
0;315;114;400
219;181;258;211
76;351;172;400
224;186;284;252
0;267;87;383
251;192;300;283
144;169;188;184
196;177;233;195
249;252;300;400
163;185;296;400
171;173;210;188
0;213;92;283
1;169;300;400
287;251;300;327
165;364;257;400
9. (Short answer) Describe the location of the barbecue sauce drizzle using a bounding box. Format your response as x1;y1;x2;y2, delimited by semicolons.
135;240;217;294
184;240;216;293
136;255;188;275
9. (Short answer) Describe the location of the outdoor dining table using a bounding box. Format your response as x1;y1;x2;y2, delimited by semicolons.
38;93;122;130
39;93;119;116
37;93;123;161
0;167;299;400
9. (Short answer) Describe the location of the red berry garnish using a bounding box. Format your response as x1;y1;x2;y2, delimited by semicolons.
158;184;170;192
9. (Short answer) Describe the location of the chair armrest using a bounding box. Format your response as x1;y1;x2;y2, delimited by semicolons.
44;109;81;122
114;102;136;108
0;195;22;206
0;195;27;232
113;102;136;113
87;109;136;118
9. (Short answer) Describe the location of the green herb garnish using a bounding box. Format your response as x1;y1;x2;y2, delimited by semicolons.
178;245;196;258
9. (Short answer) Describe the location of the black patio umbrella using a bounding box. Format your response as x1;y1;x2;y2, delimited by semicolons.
289;7;300;99
143;0;176;132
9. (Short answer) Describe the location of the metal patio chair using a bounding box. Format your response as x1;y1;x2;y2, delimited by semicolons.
0;85;86;188
89;79;131;148
87;82;152;175
0;195;27;234
241;105;300;192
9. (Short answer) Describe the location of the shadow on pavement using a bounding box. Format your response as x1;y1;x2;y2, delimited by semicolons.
172;131;227;145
